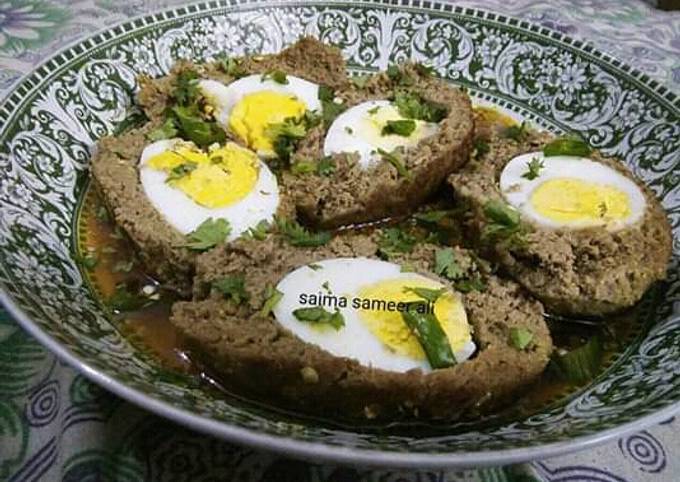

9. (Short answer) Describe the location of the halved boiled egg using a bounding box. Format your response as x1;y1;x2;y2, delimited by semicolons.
139;139;279;237
500;152;646;230
323;100;439;169
198;75;322;157
272;257;475;373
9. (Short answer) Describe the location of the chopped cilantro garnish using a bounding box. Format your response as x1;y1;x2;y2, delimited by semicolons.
376;148;410;178
482;200;523;241
344;126;354;134
243;220;270;240
393;91;447;123
260;285;283;317
522;157;545;180
543;134;592;157
381;119;416;137
504;120;528;141
318;85;335;102
367;106;380;115
307;263;323;271
414;62;435;77
212;274;248;304
404;286;446;303
171;105;227;148
261;70;288;84
276;217;331;247
293;306;345;330
184;218;231;251
214;53;244;77
107;283;151;312
147;118;179;141
414;210;450;224
76;252;98;270
291;160;316;175
434;247;463;280
386;65;414;86
377;228;416;258
351;75;370;88
166;161;198;183
316;156;336;176
266;114;319;164
173;69;200;106
473;138;490;159
509;327;534;350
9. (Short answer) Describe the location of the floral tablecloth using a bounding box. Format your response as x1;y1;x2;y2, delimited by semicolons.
0;1;678;481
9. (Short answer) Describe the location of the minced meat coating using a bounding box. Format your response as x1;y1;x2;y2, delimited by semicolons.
448;130;672;317
90;124;296;295
137;37;348;122
170;233;552;420
280;64;474;228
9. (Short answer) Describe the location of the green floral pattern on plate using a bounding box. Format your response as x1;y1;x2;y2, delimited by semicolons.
0;0;678;465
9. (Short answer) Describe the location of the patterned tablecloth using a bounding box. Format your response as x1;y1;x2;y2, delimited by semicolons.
0;1;678;481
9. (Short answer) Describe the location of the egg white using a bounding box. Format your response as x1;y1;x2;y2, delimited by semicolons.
273;257;476;373
323;100;439;169
500;152;646;230
198;75;322;127
138;139;279;237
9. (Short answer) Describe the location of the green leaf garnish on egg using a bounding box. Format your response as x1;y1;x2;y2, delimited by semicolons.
381;119;417;137
393;91;447;123
521;157;545;180
183;217;231;251
293;306;345;330
261;69;289;84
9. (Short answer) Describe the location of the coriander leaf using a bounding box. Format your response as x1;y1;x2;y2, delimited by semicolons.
172;106;226;148
318;85;335;102
166;161;198;183
454;276;486;293
76;253;98;270
521;157;545;180
307;263;323;271
266;116;311;163
184;218;231;251
543;134;592;157
173;70;200;106
381;119;416;137
509;327;534;350
404;286;446;303
386;65;413;86
261;70;288;84
414;62;435;77
377;148;410;178
148;118;178;141
291;160;316;175
276;217;331;247
293;306;345;330
316;156;336;176
321;99;346;128
243;220;270;240
503;120;528;141
473;138;490;159
351;75;370;88
212;275;248;304
367;106;380;115
414;210;450;224
393;92;447;122
344;126;354;134
214;53;244;77
482;200;523;242
260;285;283;316
107;284;150;312
434;248;463;280
377;228;416;258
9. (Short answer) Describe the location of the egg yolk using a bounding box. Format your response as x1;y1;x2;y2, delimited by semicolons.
530;177;632;225
146;143;259;208
229;91;307;155
358;105;434;152
356;278;471;360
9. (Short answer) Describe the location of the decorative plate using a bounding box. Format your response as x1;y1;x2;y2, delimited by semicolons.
0;0;678;468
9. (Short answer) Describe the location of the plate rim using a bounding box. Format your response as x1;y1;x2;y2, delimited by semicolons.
0;0;679;468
